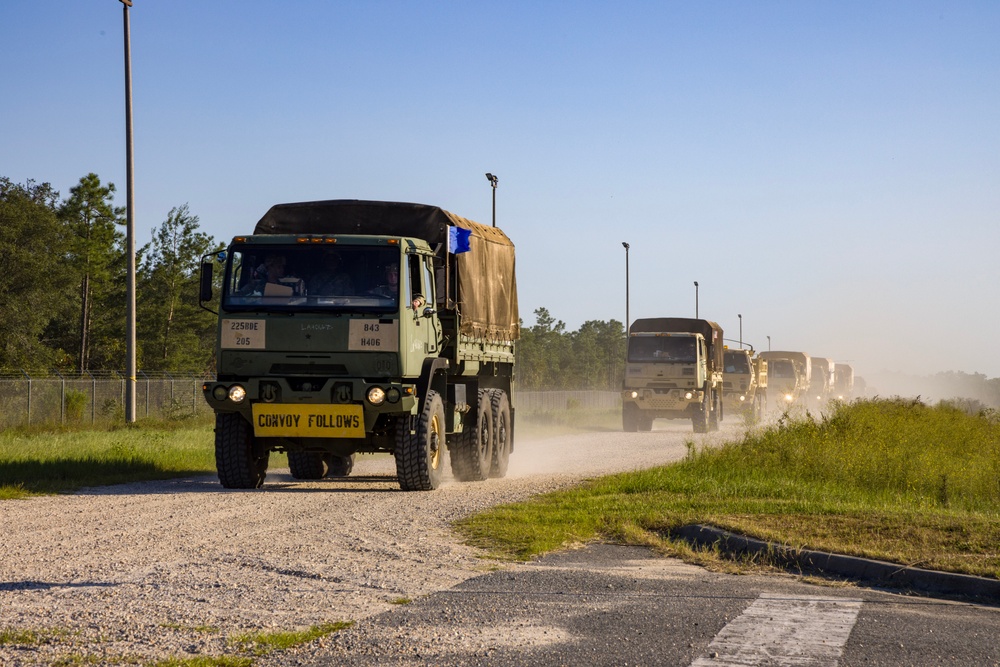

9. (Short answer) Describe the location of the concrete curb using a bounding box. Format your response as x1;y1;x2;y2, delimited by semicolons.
672;524;1000;603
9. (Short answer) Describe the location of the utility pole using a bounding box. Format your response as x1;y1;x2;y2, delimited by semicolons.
485;173;498;227
121;0;137;423
622;242;630;334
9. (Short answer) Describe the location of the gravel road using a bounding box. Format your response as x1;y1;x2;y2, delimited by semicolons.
0;422;738;666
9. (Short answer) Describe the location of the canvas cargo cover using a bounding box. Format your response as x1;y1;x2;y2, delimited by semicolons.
254;200;518;340
629;318;724;369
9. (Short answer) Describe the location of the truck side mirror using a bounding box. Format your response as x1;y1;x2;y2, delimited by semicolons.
200;262;214;302
422;306;436;318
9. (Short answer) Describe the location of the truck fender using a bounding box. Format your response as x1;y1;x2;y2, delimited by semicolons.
417;357;450;417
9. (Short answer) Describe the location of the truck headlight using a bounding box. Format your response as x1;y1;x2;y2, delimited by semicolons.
784;393;793;402
630;391;638;399
739;395;746;402
684;391;693;400
228;385;247;403
367;386;386;406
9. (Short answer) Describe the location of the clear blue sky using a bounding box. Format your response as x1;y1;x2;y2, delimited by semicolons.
3;1;999;382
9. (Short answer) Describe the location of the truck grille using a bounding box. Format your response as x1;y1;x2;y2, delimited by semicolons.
269;363;348;375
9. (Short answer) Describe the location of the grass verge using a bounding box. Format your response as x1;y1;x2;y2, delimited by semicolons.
456;398;1000;579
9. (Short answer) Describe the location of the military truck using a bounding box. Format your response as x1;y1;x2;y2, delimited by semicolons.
722;346;767;419
758;351;811;411
199;200;518;491
622;318;723;433
809;357;835;407
834;363;855;400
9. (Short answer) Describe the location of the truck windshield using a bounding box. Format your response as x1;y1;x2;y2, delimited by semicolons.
724;352;751;374
770;360;795;378
628;335;696;363
221;244;400;313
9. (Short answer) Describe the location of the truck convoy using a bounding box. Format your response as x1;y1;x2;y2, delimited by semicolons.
199;200;518;491
622;318;724;433
758;351;811;411
722;347;767;419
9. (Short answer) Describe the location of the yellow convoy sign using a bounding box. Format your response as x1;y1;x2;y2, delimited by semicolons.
251;404;365;438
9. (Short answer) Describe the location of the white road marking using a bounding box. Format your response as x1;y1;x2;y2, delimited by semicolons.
690;593;863;666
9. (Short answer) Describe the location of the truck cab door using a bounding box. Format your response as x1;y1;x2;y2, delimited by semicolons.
407;254;439;355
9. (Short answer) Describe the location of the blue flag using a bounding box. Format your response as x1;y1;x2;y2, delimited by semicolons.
448;226;472;254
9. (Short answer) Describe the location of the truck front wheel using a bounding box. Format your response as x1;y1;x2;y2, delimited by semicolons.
692;387;710;434
395;390;446;491
215;412;269;489
451;389;494;482
622;403;639;432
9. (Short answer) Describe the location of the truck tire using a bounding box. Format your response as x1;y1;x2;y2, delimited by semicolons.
488;389;511;479
325;454;355;477
639;414;654;432
288;451;326;480
451;389;494;482
622;403;639;432
395;390;446;491
692;386;710;434
215;412;269;489
709;389;720;431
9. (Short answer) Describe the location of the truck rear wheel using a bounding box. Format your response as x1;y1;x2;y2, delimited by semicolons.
395;390;446;491
638;414;654;431
451;389;494;482
215;412;269;489
488;389;511;479
325;454;355;477
288;451;326;480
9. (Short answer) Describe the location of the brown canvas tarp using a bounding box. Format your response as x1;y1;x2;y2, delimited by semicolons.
254;200;518;340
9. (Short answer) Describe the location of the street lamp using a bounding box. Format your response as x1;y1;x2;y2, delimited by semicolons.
485;173;498;227
767;335;771;351
120;0;137;423
738;314;742;349
622;242;630;335
693;281;699;319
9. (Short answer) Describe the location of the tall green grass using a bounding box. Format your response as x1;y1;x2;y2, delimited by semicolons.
457;398;1000;578
0;416;219;498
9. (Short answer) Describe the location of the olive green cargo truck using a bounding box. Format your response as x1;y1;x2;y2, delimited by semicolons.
199;200;517;491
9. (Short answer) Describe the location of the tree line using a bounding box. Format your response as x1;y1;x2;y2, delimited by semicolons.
1;174;221;374
0;173;628;387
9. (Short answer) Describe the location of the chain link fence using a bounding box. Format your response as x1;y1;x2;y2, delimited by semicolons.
514;390;621;412
0;371;619;429
0;371;213;429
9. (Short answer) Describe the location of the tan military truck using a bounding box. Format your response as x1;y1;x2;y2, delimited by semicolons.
834;363;855;400
622;318;724;433
809;357;835;407
758;351;811;411
199;200;518;491
722;346;767;419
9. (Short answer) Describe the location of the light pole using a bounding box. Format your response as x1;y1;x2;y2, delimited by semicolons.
693;281;699;319
121;0;136;423
622;242;630;335
485;173;498;227
767;335;771;351
738;314;742;349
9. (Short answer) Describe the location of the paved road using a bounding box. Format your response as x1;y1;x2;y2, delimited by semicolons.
281;543;1000;667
